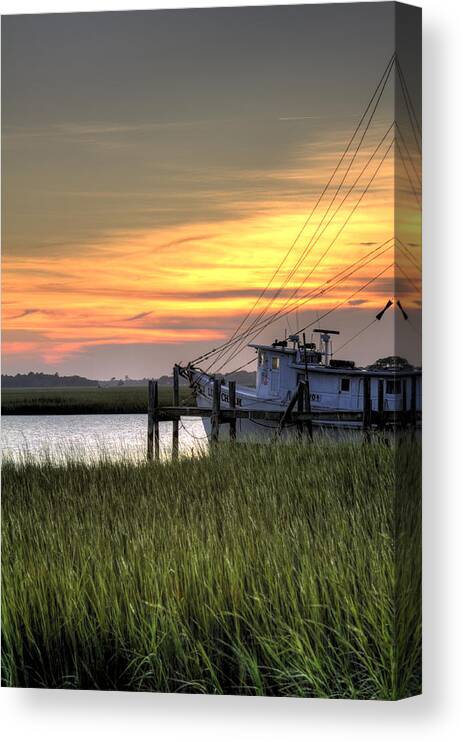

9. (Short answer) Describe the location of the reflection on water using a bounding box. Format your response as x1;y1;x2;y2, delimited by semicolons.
1;414;208;463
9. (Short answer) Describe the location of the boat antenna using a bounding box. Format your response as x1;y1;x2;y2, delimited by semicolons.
302;332;309;382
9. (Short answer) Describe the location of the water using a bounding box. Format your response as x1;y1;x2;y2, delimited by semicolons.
1;414;208;464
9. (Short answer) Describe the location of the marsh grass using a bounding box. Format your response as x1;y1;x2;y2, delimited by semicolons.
1;438;421;698
1;385;194;415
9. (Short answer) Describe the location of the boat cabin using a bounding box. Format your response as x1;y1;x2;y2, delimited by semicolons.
249;332;421;413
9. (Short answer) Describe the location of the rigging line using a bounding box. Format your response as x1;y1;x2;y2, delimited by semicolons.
193;237;393;368
226;357;257;374
396;57;422;144
195;378;284;407
395;121;421;185
216;138;395;368
212;240;392;374
395;139;421;206
213;138;394;372
223;54;395;340
294;263;394;335
217;67;396;363
334;318;378;355
209;85;395;376
395;262;422;294
227;263;394;376
240;65;396;325
396;59;422;154
179;421;210;442
396;238;421;270
396;241;421;272
237;118;396;344
196;239;394;368
198;54;396;367
194;64;395;372
396;57;422;137
253;125;395;320
395;135;421;197
398;63;422;140
215;244;394;375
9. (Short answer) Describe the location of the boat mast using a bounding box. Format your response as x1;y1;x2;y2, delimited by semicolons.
314;329;340;366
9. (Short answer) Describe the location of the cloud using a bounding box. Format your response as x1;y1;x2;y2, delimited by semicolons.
126;311;153;322
11;308;40;319
163;234;219;250
3;118;231;144
2;125;399;372
278;115;322;122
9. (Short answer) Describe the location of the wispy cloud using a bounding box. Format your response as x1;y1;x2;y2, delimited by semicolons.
126;311;153;322
278;115;322;122
3;118;232;143
11;308;40;319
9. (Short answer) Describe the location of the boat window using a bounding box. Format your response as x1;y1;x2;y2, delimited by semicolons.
272;356;280;370
340;378;350;392
386;379;402;394
258;350;264;366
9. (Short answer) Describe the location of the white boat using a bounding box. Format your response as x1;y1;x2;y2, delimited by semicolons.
180;328;422;439
176;57;421;441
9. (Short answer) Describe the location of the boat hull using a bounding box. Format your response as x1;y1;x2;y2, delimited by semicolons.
190;370;366;441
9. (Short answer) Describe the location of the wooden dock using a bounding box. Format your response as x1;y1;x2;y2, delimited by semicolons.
147;366;420;460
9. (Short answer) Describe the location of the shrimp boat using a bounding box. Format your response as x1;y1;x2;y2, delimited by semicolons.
176;54;421;439
179;326;421;438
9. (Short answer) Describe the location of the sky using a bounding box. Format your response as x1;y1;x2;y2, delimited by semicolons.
2;3;421;378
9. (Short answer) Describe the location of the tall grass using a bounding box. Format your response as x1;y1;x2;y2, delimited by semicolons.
1;385;194;415
1;438;421;698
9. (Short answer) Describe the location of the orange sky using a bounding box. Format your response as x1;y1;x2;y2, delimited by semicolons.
2;8;421;376
3;140;407;368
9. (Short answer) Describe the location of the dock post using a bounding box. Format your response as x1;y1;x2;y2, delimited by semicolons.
377;379;384;431
172;365;180;460
154;380;160;461
228;380;237;441
147;378;155;460
297;382;304;438
211;377;221;445
302;332;313;439
363;375;371;441
303;380;313;440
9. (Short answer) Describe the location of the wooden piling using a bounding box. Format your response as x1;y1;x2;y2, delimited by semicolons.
154;379;160;461
147;378;155;460
228;380;237;441
377;378;384;430
147;366;419;449
363;375;371;439
172;365;180;459
302;332;313;439
211;377;221;445
277;384;300;436
297;382;304;438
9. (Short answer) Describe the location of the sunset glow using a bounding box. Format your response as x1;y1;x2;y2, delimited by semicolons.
2;7;421;377
2;146;400;366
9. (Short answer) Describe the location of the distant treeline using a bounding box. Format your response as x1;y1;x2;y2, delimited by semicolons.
1;372;99;389
2;369;256;389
